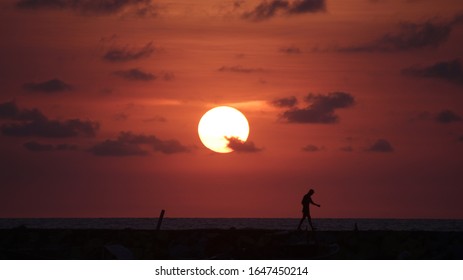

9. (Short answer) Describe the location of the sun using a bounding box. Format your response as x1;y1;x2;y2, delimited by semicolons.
198;106;250;153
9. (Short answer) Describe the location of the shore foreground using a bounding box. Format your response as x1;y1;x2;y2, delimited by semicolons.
1;228;462;259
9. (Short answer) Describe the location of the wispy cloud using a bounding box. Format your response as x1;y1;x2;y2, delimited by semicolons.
89;131;190;156
242;0;325;21
2;119;99;138
334;14;463;52
340;145;354;152
113;68;156;81
23;79;72;93
279;46;301;54
270;96;298;108
103;42;156;62
302;144;323;152
16;0;157;16
23;141;77;152
218;65;265;73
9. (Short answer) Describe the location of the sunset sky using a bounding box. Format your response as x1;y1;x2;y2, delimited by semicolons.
1;0;462;219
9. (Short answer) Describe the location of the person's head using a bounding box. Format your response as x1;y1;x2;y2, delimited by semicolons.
308;189;314;195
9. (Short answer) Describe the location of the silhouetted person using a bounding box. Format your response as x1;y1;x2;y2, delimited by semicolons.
297;189;320;231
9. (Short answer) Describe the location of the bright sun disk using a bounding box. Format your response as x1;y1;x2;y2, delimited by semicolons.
198;106;250;153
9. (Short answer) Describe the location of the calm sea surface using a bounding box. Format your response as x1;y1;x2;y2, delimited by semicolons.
0;218;463;231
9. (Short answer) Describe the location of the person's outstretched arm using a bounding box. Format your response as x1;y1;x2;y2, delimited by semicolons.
311;200;321;207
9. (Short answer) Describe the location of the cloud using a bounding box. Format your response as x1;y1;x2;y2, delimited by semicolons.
242;0;325;21
270;96;298;108
16;0;156;16
459;136;463;142
279;46;301;54
280;92;355;124
0;101;99;138
367;139;394;152
2;119;99;138
161;72;175;81
23;141;54;151
23;79;72;93
56;143;78;150
288;0;325;14
118;131;190;154
218;65;264;73
242;0;289;21
340;145;354;152
23;141;77;152
302;144;322;152
435;110;462;124
226;137;262;153
89;139;148;156
89;131;190;156
143;116;167;123
402;58;463;85
0;101;46;121
113;68;156;81
336;15;463;52
103;42;155;62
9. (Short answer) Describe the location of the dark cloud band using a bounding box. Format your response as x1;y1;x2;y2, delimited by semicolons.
367;139;394;153
16;0;155;16
103;42;155;62
113;68;156;81
279;92;355;124
242;0;325;21
0;101;99;138
402;59;463;85
23;79;72;93
89;131;190;156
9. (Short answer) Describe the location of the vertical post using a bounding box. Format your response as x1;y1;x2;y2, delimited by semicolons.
156;209;165;231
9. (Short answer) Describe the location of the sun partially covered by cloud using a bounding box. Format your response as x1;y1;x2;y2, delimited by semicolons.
226;136;262;153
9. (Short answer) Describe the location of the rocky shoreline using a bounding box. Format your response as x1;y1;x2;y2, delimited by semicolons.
1;228;462;259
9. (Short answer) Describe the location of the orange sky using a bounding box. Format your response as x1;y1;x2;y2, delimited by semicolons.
0;0;463;218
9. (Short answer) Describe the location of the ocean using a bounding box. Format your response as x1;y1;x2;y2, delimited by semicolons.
1;218;463;231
